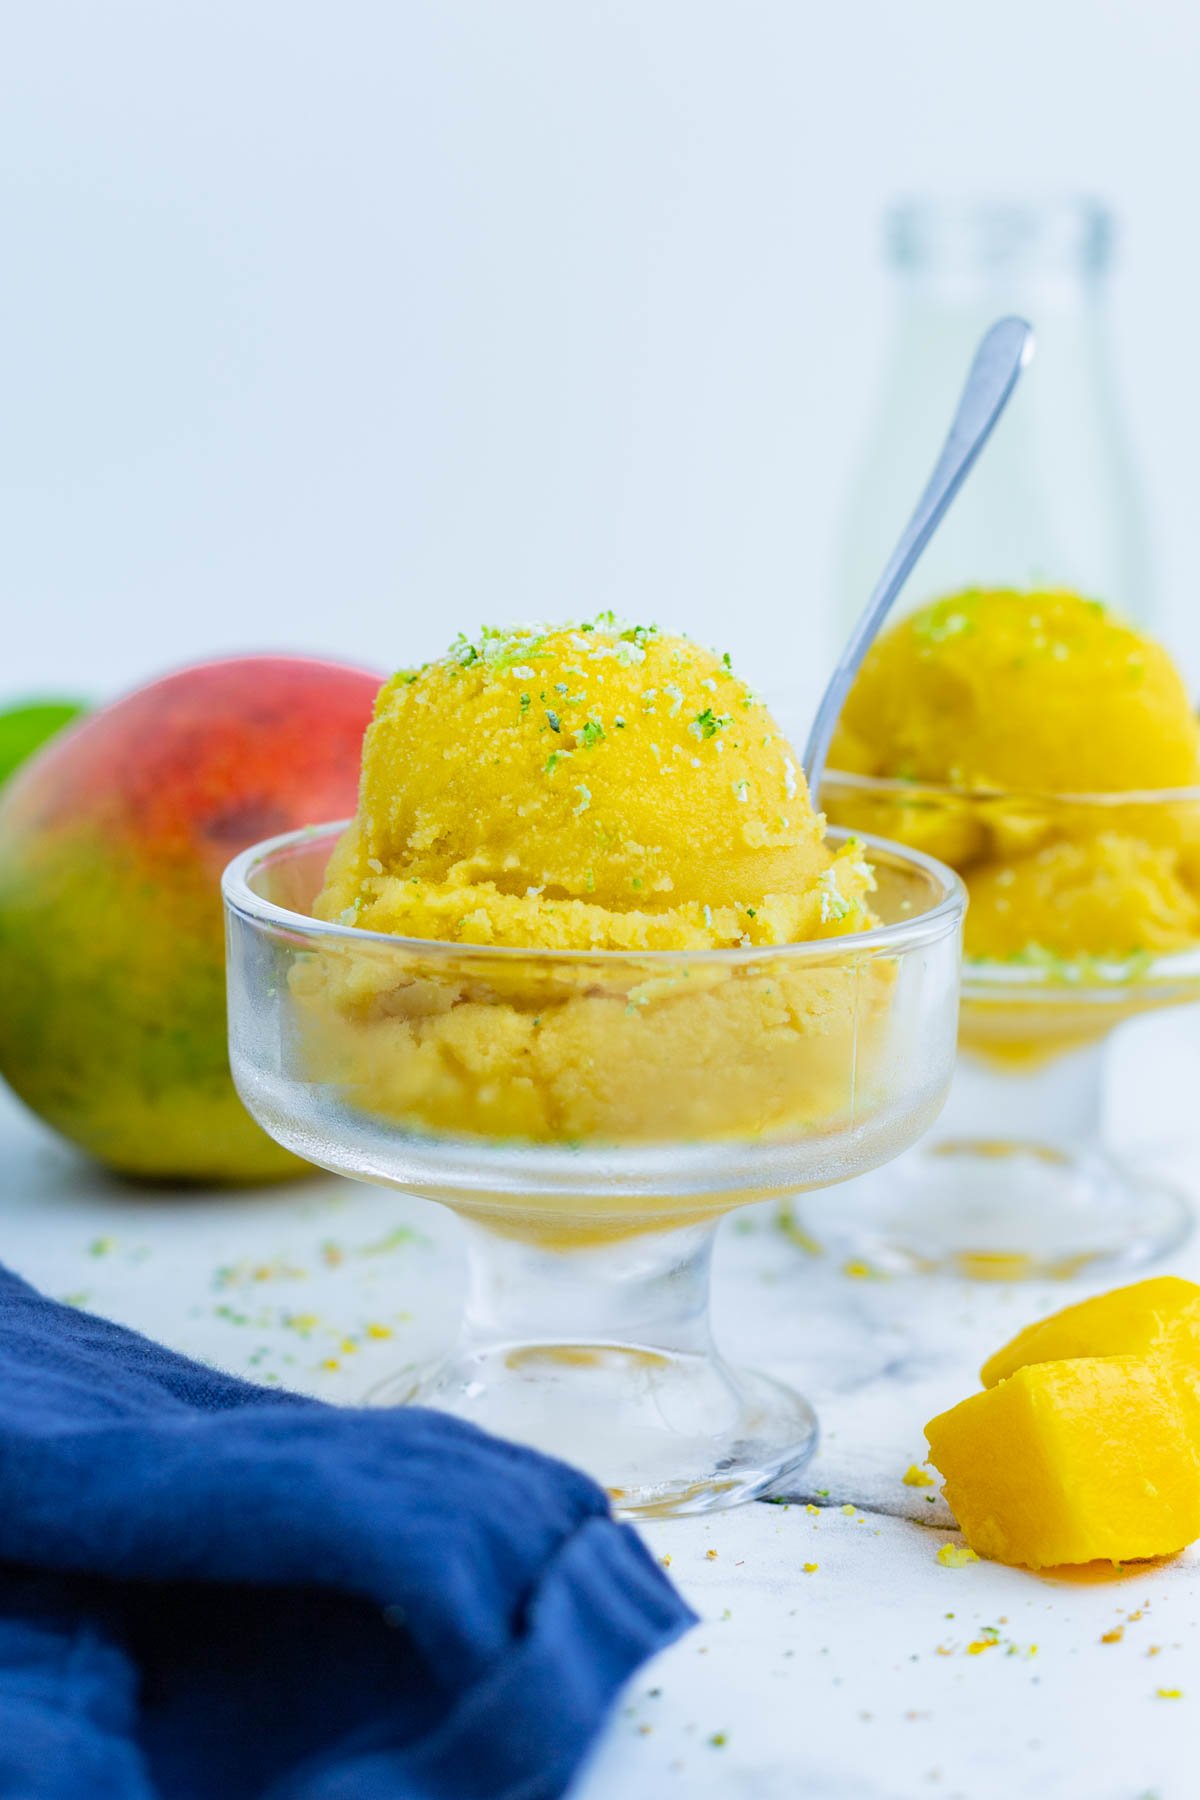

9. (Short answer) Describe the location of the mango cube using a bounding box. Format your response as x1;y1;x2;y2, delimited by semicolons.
980;1276;1200;1389
926;1355;1200;1569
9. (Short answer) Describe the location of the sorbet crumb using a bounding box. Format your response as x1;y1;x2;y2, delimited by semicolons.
1101;1626;1124;1645
841;1503;856;1516
803;1562;819;1574
705;1548;718;1561
365;1323;393;1340
1157;1688;1183;1699
936;1544;978;1568
903;1464;936;1488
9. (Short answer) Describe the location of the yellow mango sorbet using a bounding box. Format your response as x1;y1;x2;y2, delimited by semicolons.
833;586;1200;795
927;1279;1200;1569
320;621;875;950
828;588;1200;966
292;621;899;1156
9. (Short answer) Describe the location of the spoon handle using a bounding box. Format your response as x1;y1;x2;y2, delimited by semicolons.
801;315;1035;794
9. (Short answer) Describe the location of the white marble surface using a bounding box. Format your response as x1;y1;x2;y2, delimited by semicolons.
3;1029;1200;1800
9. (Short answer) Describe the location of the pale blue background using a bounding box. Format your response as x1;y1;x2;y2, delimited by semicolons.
4;0;1198;700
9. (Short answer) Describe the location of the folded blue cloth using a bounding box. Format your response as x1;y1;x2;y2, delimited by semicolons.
0;1265;694;1799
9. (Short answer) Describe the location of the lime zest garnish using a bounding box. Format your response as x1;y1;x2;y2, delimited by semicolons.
689;708;732;741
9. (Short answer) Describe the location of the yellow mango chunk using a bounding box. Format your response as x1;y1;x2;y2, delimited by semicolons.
926;1356;1200;1570
981;1277;1200;1388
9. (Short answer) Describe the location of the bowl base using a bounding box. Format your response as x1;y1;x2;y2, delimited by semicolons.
366;1344;818;1519
789;1138;1193;1280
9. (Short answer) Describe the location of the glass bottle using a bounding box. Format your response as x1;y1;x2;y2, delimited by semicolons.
833;198;1154;638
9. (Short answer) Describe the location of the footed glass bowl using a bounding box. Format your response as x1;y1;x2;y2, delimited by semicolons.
223;821;964;1516
812;771;1200;1277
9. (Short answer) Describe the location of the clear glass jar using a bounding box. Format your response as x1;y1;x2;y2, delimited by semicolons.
834;199;1154;636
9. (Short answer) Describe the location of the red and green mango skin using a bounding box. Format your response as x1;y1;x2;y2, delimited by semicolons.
0;655;380;1183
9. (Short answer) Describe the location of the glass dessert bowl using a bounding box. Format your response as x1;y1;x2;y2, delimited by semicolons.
224;821;964;1517
806;772;1200;1277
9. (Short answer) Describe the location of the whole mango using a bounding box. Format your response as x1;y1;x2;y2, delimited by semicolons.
0;655;380;1182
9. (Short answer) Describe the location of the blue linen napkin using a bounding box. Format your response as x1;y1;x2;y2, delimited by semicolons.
0;1265;694;1799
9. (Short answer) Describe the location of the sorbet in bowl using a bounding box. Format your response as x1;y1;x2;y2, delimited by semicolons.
224;619;965;1513
817;587;1200;1276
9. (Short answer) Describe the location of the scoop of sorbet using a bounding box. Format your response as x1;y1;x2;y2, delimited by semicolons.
832;588;1200;795
316;621;875;952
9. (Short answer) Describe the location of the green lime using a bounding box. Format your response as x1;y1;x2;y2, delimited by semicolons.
0;700;88;786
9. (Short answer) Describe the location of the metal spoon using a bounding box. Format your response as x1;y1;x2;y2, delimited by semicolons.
801;315;1035;795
